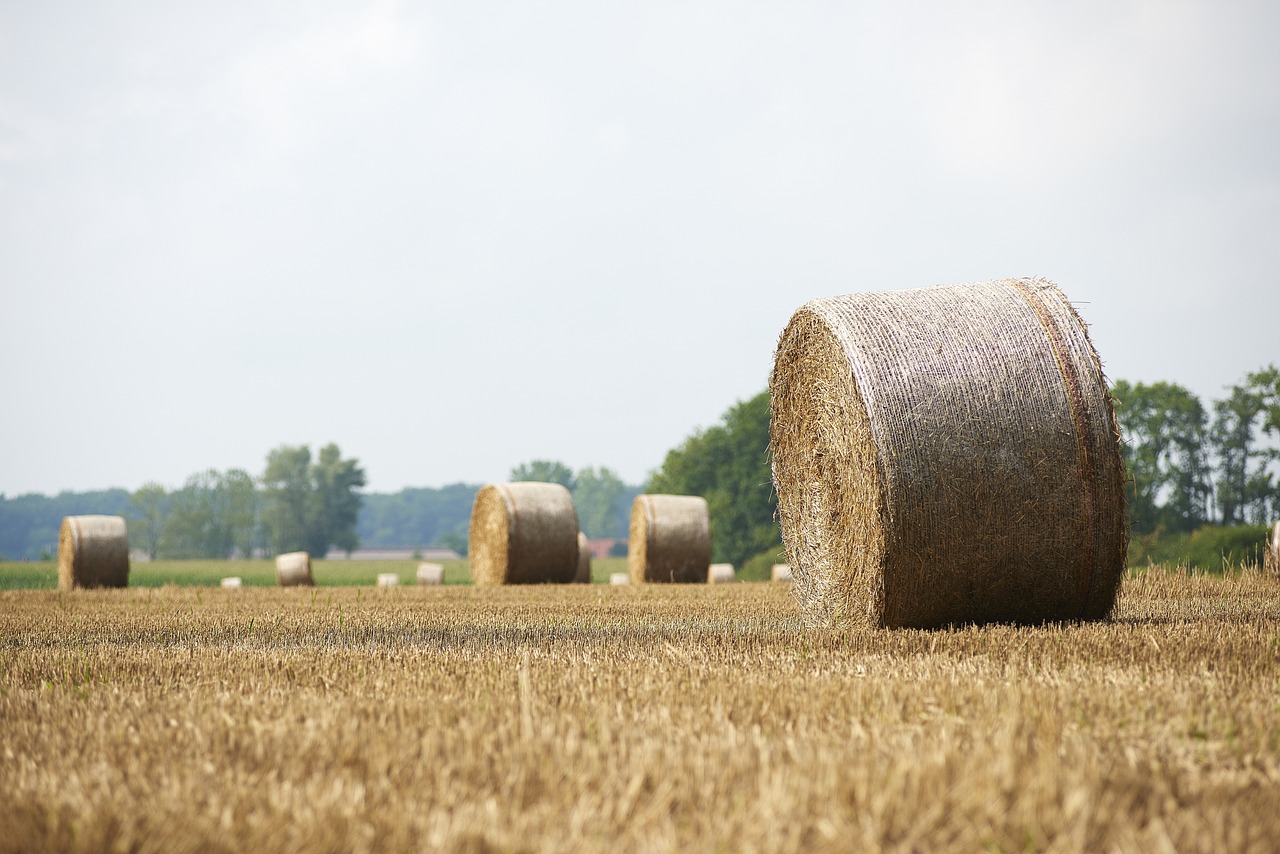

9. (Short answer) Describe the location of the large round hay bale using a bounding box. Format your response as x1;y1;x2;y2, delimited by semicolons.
574;532;592;583
57;515;129;590
628;494;711;583
468;482;579;585
275;551;314;587
770;278;1128;629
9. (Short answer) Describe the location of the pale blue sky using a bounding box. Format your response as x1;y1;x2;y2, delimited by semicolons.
2;1;1278;495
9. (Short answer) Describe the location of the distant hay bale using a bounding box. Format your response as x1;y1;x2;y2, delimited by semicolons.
770;278;1128;629
1269;521;1280;578
275;551;314;587
468;482;579;585
376;573;399;587
417;562;444;585
708;563;735;584
574;532;592;583
57;515;130;590
627;494;711;584
220;577;242;590
771;564;794;582
609;572;630;586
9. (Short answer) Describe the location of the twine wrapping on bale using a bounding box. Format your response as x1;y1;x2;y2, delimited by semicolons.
708;563;735;584
628;494;711;584
574;532;592;583
770;278;1128;629
468;482;580;585
58;515;130;590
417;563;444;585
275;551;314;587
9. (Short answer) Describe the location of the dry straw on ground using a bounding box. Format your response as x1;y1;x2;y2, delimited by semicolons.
468;483;579;585
770;278;1128;629
416;563;444;586
57;515;129;590
574;532;592;583
628;494;711;583
275;552;314;587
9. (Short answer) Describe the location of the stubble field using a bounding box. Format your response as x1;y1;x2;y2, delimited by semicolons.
2;569;1278;852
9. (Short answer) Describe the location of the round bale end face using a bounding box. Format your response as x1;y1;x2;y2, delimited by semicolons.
770;278;1128;629
275;551;314;587
469;483;579;585
627;494;711;583
57;515;130;590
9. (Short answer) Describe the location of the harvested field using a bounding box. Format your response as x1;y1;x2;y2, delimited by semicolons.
1;568;1278;852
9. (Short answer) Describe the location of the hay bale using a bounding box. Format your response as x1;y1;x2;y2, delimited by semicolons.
609;572;630;586
376;573;399;587
1269;521;1280;578
574;532;592;583
468;482;579;585
417;562;444;585
627;494;711;583
708;563;735;584
57;515;129;590
220;577;242;590
275;551;314;587
770;278;1128;629
771;564;794;582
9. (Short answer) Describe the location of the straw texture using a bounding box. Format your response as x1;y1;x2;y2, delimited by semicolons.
468;482;579;585
628;494;711;583
57;515;130;590
275;551;314;587
770;278;1128;629
574;532;592;583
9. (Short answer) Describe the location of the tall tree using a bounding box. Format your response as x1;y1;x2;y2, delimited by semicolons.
307;443;366;556
261;444;365;556
1211;365;1280;526
509;460;576;491
162;470;234;558
1111;380;1210;533
648;391;779;567
222;468;259;558
128;482;169;560
573;466;628;538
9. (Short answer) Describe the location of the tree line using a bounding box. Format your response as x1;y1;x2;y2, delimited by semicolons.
4;366;1276;566
1114;365;1280;533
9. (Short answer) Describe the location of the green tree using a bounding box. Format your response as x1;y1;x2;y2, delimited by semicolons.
573;466;628;538
1111;380;1210;533
128;482;169;560
308;443;366;555
262;445;312;554
162;470;234;558
509;460;576;491
1211;365;1280;526
648;391;779;567
261;443;366;556
222;469;259;558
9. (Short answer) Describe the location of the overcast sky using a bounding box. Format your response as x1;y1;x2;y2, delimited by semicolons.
2;1;1278;497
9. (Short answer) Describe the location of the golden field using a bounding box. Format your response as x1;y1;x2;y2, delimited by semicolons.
2;569;1278;853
